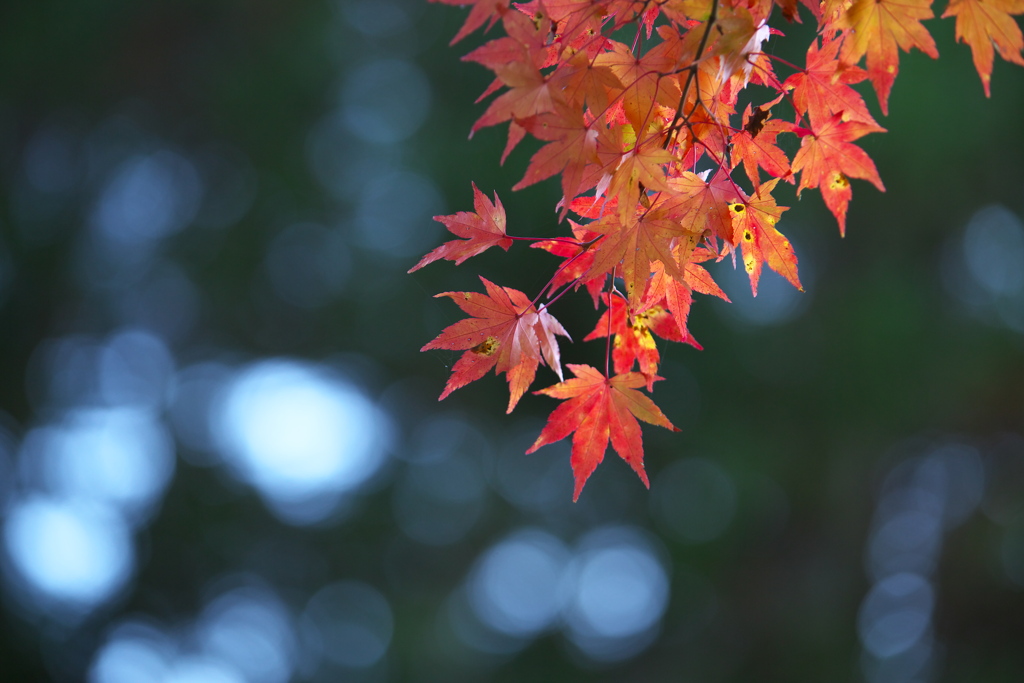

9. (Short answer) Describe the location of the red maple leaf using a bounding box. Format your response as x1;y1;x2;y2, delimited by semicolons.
409;183;513;272
584;293;661;380
422;277;567;412
526;364;679;501
583;289;699;387
549;49;622;113
467;11;557;135
432;0;511;45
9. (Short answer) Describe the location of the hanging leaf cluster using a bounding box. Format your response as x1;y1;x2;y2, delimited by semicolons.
414;0;1024;500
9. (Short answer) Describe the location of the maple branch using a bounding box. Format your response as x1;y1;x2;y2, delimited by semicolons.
419;0;1024;501
664;0;719;151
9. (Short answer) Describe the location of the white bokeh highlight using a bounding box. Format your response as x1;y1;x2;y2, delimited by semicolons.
212;359;391;524
4;496;133;614
467;529;570;638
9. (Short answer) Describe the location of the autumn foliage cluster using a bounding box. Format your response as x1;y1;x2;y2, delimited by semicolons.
412;0;1024;500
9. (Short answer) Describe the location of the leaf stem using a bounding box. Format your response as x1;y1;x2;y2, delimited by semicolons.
604;267;616;378
508;235;583;245
760;52;803;74
529;235;604;308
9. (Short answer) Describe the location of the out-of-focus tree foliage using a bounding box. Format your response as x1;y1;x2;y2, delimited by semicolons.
0;2;1023;682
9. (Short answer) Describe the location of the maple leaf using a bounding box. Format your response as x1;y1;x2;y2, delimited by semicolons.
409;183;512;272
471;61;558;134
549;49;623;113
520;0;605;48
603;131;675;225
685;260;730;301
593;37;684;130
423;277;567;412
584;293;663;381
669;168;743;244
432;0;511;45
643;254;724;340
526;364;679;501
791;113;886;235
837;0;939;113
783;38;878;126
512;105;607;211
468;11;558;135
584;183;702;308
710;5;766;85
730;104;794;188
727;179;800;295
942;0;1024;96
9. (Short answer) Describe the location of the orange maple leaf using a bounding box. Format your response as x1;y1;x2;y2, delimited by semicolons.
603;131;675;224
838;0;939;113
791;113;886;235
730;104;794;188
942;0;1024;96
728;179;800;296
583;176;707;309
526;364;679;501
512;106;608;210
669;168;743;243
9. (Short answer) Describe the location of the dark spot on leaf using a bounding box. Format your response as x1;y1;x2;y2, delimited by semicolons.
471;336;500;356
744;108;771;137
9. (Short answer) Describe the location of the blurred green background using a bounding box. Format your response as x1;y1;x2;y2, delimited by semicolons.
1;1;1023;681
